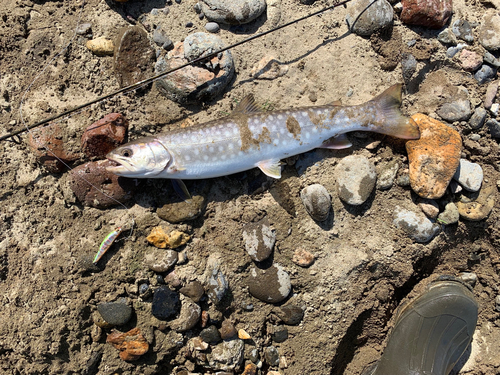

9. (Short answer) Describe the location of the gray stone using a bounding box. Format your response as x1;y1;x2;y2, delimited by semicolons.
345;0;394;36
437;202;460;225
169;296;201;332
200;0;266;25
453;159;483;192
144;248;178;273
459;272;478;287
474;65;496;84
484;81;499;109
300;184;332;221
446;43;466;58
272;325;288;343
152;28;172;48
437;28;458;44
275;304;304;325
393;206;441;242
437;100;471;122
479;11;500;51
264;346;280;367
76;23;92;35
206;261;229;304
486;119;500;138
248;264;291;304
484;51;500;68
451;19;474;42
200;325;222;344
97;298;132;326
469;107;487;129
335;155;377;205
205;22;220;33
376;160;399;190
242;217;276;262
209;339;245;371
401;53;417;81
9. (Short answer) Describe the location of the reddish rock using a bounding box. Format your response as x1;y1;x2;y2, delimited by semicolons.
27;123;79;173
400;0;453;28
459;49;483;72
106;327;149;361
406;114;462;199
292;248;315;267
81;113;128;158
67;159;138;208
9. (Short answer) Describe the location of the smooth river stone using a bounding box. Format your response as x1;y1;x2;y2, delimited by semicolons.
406;113;462;199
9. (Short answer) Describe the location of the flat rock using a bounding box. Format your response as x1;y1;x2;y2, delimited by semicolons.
345;0;394;36
452;19;474;42
67;160;137;208
487;119;500;138
144;248;178;273
484;81;499;109
469;107;487;129
200;325;222;344
155;33;234;104
97;298;132;326
335;155;377;205
106;327;149;361
209;339;245;371
275;304;304;325
437;28;458;44
300;184;331;221
456;176;496;221
242;217;276;262
292;248;315;267
459;49;483;72
400;0;452;28
200;0;266;25
437;202;460;225
206;259;229;304
151;286;181;321
393;205;441;242
81;113;128;158
406;113;462;199
157;194;206;223
452;159;483;192
179;280;205;302
114;26;155;88
247;263;291;304
418;198;439;219
479;11;500;51
169;295;201;332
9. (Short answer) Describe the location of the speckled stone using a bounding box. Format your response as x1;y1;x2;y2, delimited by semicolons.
376;160;399;190
292;248;315;267
469;107;487;129
106;327;149;361
437;202;460;225
452;19;474;42
393;205;441;242
478;10;500;51
406;114;462;199
242;217;276;262
169;296;201;332
248;264;291;303
264;346;280;367
300;184;332;221
206;261;229;304
400;0;452;28
458;49;483;72
97;298;132;326
457;178;496;221
437;28;458;44
200;0;266;25
209;339;245;371
335;155;377;205
452;159;483;192
144;248;178;273
345;0;394;36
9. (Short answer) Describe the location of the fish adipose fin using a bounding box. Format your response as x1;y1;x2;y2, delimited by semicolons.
370;83;420;140
257;159;282;179
320;134;352;149
234;94;262;115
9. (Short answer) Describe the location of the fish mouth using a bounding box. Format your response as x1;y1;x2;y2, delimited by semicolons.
105;154;133;175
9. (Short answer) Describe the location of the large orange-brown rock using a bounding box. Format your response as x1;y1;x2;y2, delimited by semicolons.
106;327;149;361
406;114;462;199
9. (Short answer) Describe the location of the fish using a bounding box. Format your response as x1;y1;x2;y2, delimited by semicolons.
106;84;419;180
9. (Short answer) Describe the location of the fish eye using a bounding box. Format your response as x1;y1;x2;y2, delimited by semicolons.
120;148;133;158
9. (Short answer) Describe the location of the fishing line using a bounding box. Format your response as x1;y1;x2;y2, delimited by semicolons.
18;0;135;254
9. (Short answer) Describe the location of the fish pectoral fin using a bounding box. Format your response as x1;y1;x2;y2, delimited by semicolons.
320;134;352;149
172;179;192;201
257;159;282;179
234;94;261;115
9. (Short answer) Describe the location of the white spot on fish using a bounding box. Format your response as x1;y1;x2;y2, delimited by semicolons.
253;118;259;125
203;155;209;161
233;128;239;135
194;149;200;155
228;143;234;150
218;146;224;152
280;128;285;135
301;111;308;118
268;115;274;121
278;114;283;120
185;155;191;161
312;127;318;133
209;146;214;153
305;132;310;139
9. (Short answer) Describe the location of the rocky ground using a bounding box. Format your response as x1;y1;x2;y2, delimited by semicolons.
0;0;500;374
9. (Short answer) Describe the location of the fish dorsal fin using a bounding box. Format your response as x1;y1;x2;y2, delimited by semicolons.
257;159;282;179
320;134;352;149
234;94;261;115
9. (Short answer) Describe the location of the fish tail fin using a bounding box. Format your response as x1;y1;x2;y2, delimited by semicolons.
369;84;420;140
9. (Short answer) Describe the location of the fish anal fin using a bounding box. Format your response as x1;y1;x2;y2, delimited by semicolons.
320;134;352;149
257;159;282;179
172;179;192;201
234;94;261;115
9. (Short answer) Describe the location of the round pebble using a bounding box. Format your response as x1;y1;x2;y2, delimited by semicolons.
220;320;237;340
437;202;460;225
169;296;201;332
97;298;132;326
242;217;276;262
151;286;181;320
86;37;114;56
452;159;483;192
205;22;220;33
418;199;439;219
179;280;205;302
144;248;178;273
474;65;496;84
335;155;376;205
459;49;483;72
376;160;399;190
264;346;280;367
469;107;487;129
487;119;500;138
247;264;291;304
275;304;304;325
200;325;222;344
292;248;315;267
393;205;441;242
139;283;149;295
199;0;266;25
345;0;393;36
300;184;331;221
479;11;500;51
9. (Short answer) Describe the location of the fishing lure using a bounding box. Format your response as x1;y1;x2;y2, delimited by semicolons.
93;227;122;264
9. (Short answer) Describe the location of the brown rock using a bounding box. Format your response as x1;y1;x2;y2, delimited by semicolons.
114;26;155;88
400;0;453;28
406;114;462;199
81;113;128;158
146;226;191;249
219;319;237;340
457;177;496;221
179;280;205;302
67;160;137;208
106;327;149;361
27;123;79;173
242;363;257;375
292;248;315;267
157;194;206;223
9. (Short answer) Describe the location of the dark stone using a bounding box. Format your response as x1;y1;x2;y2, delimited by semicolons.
200;325;221;344
264;346;280;366
97;298;133;326
487;119;500;138
272;325;288;343
275;304;304;325
152;286;181;320
247;264;291;304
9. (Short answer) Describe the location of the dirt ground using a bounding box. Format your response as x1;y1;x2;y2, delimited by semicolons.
0;0;499;374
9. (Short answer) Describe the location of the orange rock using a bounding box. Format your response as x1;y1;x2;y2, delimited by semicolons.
146;226;191;249
406;114;462;199
106;327;149;361
242;363;257;375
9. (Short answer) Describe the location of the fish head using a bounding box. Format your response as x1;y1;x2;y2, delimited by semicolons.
106;137;171;177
